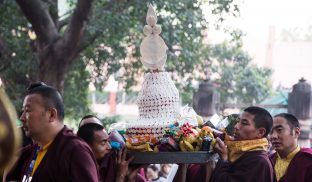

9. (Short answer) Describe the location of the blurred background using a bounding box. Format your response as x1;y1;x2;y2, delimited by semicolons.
0;0;311;147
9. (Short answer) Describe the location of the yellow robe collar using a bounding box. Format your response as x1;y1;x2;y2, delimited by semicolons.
225;138;269;163
275;146;300;181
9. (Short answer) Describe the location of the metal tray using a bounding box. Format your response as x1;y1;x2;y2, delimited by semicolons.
127;151;213;164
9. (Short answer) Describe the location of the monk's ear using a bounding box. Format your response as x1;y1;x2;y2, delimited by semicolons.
257;128;266;138
47;108;58;122
294;127;300;138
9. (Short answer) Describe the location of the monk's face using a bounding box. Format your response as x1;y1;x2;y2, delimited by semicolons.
233;111;264;141
20;94;50;141
269;116;299;155
91;129;111;159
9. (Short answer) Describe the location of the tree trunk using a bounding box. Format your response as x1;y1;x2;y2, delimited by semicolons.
38;53;69;95
15;0;94;94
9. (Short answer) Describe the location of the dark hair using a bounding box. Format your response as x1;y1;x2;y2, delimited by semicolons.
274;113;300;130
80;114;100;121
78;114;102;128
244;106;273;137
77;123;104;145
26;82;64;120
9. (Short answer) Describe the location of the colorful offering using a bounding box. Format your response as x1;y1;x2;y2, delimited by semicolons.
125;5;234;154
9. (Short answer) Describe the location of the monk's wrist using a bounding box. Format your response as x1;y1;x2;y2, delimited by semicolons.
116;171;126;178
116;174;126;182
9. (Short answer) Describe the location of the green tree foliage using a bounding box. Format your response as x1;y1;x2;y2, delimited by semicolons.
0;1;90;119
205;34;273;105
0;1;35;108
63;60;91;119
0;0;271;121
80;0;214;90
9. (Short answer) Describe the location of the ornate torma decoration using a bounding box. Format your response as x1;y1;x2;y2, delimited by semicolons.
140;4;168;71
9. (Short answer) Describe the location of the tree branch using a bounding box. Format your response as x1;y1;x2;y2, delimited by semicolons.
76;31;102;54
57;16;70;31
59;0;93;52
15;0;58;46
63;30;102;66
58;0;133;63
71;0;134;57
46;0;59;26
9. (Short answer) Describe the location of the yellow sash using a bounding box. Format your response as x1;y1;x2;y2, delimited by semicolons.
225;138;269;163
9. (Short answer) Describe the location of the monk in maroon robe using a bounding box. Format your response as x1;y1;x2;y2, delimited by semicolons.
174;107;276;182
4;82;99;182
5;126;99;182
270;148;312;182
77;115;146;182
210;150;275;182
210;106;276;182
270;113;312;182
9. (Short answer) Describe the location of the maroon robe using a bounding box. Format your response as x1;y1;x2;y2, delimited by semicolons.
186;164;207;181
5;126;99;182
270;148;312;182
210;150;276;182
98;151;116;182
